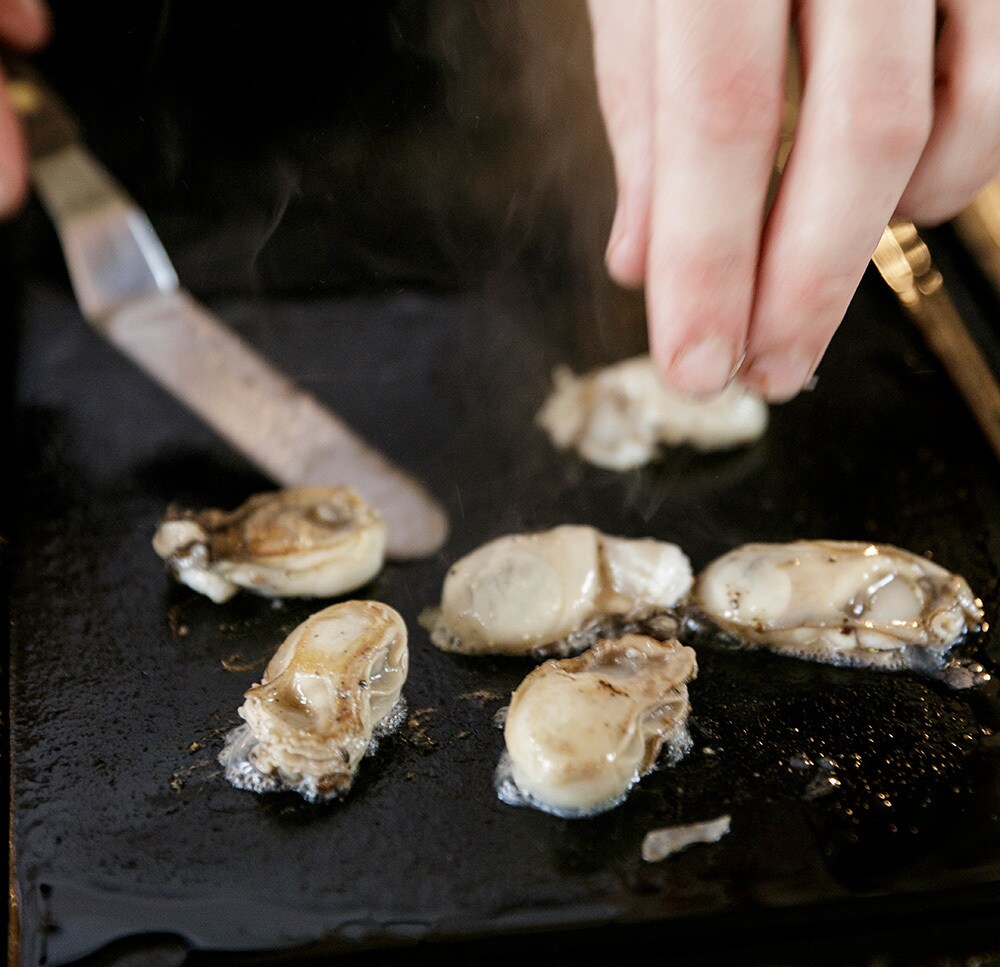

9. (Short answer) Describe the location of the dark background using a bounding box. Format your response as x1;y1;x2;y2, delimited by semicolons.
12;1;626;314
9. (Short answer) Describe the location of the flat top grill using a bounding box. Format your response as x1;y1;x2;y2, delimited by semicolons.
8;256;1000;965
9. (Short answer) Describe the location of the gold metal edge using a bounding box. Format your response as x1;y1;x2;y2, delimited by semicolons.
872;220;1000;462
953;177;1000;295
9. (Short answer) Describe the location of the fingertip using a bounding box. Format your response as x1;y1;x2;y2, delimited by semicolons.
0;0;51;50
649;318;745;398
645;246;754;397
605;239;645;288
896;184;982;228
604;200;647;287
741;345;822;403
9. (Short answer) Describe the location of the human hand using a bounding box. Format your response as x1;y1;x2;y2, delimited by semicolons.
0;0;50;216
587;1;1000;401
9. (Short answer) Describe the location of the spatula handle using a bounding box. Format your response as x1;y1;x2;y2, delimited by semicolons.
6;60;79;159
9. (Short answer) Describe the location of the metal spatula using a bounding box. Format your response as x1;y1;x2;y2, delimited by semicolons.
9;68;449;560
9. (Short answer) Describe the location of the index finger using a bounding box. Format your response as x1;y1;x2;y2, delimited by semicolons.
647;0;789;397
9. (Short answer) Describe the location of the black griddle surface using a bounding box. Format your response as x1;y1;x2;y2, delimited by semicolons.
8;265;1000;966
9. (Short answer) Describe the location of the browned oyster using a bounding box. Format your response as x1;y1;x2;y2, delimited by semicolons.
693;540;984;671
496;634;697;817
428;525;692;657
152;486;386;603
537;356;768;470
219;600;407;802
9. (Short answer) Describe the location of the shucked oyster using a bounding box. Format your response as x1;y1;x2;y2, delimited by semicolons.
497;634;697;817
537;356;768;470
429;525;692;657
220;600;408;802
693;540;984;671
153;486;386;603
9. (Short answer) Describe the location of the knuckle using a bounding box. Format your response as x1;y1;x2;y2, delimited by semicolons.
949;60;1000;128
682;63;783;146
784;268;857;321
662;247;756;301
649;244;756;330
832;64;931;164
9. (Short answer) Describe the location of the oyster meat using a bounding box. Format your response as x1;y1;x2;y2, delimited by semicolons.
219;600;408;802
693;540;984;670
497;634;697;817
537;356;768;470
152;486;386;603
429;525;692;656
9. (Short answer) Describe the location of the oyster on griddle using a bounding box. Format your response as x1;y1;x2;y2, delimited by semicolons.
219;600;408;802
537;356;768;470
496;634;697;817
153;486;386;603
429;525;692;657
693;540;984;671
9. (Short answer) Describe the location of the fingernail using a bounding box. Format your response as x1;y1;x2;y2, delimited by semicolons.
666;335;738;396
745;348;817;402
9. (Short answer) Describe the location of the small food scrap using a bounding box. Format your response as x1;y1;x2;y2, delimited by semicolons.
152;486;386;603
458;689;504;705
220;652;269;673
693;540;983;673
405;707;438;752
537;356;768;470
166;603;189;638
642;814;731;862
219;600;408;802
496;634;697;817
430;525;692;657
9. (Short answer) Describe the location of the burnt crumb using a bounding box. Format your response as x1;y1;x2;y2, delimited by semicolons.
170;754;220;793
167;604;189;639
459;689;503;706
406;707;438;752
221;652;268;673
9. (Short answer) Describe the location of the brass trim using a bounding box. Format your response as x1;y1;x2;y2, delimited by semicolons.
873;220;1000;461
953;177;1000;295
